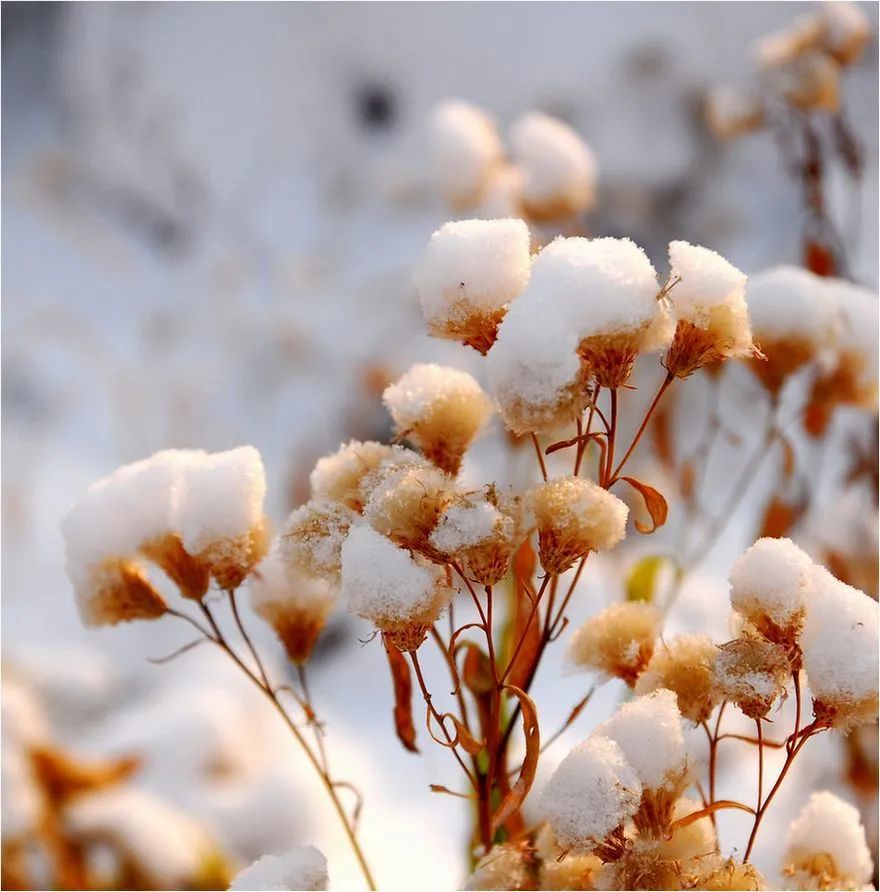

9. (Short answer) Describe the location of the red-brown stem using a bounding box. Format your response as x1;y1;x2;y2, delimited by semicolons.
531;433;549;481
756;719;764;812
608;371;674;485
602;389;619;486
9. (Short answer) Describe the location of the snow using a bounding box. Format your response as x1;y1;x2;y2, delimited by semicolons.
540;735;642;852
249;545;337;621
782;791;873;888
230;845;329;891
593;689;689;790
745;265;834;346
826;277;880;400
280;499;357;581
509;111;598;216
430;496;502;555
412;219;532;336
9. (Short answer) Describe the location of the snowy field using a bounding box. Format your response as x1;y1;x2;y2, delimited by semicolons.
2;3;878;890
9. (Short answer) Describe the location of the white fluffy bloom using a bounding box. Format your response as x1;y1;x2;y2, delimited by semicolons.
412;219;532;354
428;100;504;208
593;689;689;791
230;845;329;891
541;736;642;852
729;537;815;640
782;791;873;890
510;111;598;217
801;567;878;729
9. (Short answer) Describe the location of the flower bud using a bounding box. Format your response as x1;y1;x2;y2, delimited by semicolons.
714;632;790;719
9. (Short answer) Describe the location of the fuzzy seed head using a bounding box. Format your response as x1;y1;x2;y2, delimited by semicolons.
801;567;879;730
280;499;357;581
464;843;533;891
541;736;642;854
567;602;660;685
530;476;628;574
71;558;168;627
782;791;873;890
688;855;767;890
594;839;684;891
821;1;870;65
413;219;532;354
635;634;719;723
714;632;790;719
230;845;329;891
383;363;493;474
534;824;602;891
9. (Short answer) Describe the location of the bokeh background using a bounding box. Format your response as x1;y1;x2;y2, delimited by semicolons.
3;3;878;890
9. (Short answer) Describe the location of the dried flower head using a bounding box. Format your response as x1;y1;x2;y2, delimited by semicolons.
567;602;660;685
464;843;534;891
363;464;457;561
230;845;329;891
688;855;767;890
704;86;765;141
280;499;357;581
534;825;602;891
594;838;684;891
768;51;841;113
249;548;337;665
68;558;169;628
540;735;642;855
821;1;871;65
635;634;719;724
755;14;825;69
428;100;504;209
801;567;879;731
745;266;837;393
530;477;629;574
178;446;269;590
310;440;422;512
383;363;494;474
510;111;598;220
665;241;753;378
781;791;873;891
728;537;815;662
714;632;790;719
413;219;532;354
340;524;452;651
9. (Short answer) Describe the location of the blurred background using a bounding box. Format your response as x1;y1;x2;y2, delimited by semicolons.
2;3;878;890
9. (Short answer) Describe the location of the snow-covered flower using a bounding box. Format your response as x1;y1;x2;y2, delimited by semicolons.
534;824;602;891
178;446;269;590
540;736;642;855
510;111;598;219
821;1;871;65
249;547;337;665
529;476;628;574
685;855;767;890
280;499;357;581
635;634;719;723
704;85;765;141
801;567;878;731
664;241;753;378
413;219;532;355
463;843;532;891
383;363;493;474
230;845;329;891
781;791;873;890
567;601;660;686
340;524;452;651
428;100;504;209
714;632;790;720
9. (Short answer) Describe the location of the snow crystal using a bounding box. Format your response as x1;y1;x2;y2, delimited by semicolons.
178;446;266;555
540;736;642;851
593;689;689;790
801;566;878;724
783;791;873;888
428;100;504;207
230;845;329;891
340;524;448;626
728;537;815;631
510;111;598;215
746;265;834;347
412;219;532;332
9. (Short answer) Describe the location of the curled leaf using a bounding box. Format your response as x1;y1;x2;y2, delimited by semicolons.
668;800;755;836
385;641;418;753
429;784;474;800
491;685;540;835
619;476;669;533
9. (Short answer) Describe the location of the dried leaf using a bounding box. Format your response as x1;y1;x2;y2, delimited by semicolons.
459;640;494;697
491;685;540;835
507;547;542;689
429;784;474;800
626;555;670;603
680;461;695;501
385;641;418;753
804;239;836;278
619;476;669;534
759;497;803;540
669;800;754;833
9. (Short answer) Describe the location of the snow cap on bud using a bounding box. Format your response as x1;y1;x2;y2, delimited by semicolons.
510;111;598;219
781;791;873;891
428;100;504;209
178;446;268;590
567;602;660;686
635;634;719;723
280;500;357;582
714;632;790;720
665;241;753;378
413;219;532;355
729;537;815;659
249;547;336;665
464;843;533;891
383;364;493;474
594;690;689;793
821;1;871;65
230;845;328;891
801;567;878;730
540;736;642;855
529;476;628;574
340;524;452;651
